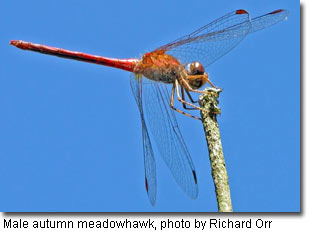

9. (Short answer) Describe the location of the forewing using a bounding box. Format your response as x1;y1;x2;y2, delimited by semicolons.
158;9;288;68
141;78;198;199
159;10;251;68
130;75;157;206
249;9;289;33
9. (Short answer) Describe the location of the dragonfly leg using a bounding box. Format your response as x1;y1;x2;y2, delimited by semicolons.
183;86;200;104
175;80;209;113
181;87;196;110
180;77;220;97
170;83;201;120
207;78;216;88
185;88;198;103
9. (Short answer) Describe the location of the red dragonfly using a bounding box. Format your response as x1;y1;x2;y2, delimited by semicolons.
10;9;288;206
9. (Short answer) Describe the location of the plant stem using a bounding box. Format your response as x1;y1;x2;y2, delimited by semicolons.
199;87;232;212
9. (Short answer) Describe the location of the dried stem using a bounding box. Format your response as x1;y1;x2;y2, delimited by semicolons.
199;87;232;212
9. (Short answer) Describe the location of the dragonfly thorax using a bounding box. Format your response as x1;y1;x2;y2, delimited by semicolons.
134;50;208;90
134;50;183;84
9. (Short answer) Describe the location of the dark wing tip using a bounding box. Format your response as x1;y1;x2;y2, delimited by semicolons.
269;9;284;15
235;9;248;15
192;170;198;184
268;9;289;18
268;9;289;20
191;170;198;200
145;177;149;192
145;177;156;206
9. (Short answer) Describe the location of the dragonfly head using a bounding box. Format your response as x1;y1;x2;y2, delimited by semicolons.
185;61;208;89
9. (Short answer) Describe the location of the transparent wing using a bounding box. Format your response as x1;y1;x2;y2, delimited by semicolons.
158;9;289;68
140;78;198;199
249;9;289;33
130;75;157;206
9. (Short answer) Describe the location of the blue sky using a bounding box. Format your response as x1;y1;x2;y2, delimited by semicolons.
0;0;299;212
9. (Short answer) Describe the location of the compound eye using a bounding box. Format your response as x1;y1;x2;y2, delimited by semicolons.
186;61;205;75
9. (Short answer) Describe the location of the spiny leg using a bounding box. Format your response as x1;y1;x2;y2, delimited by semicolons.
181;75;219;96
206;78;216;88
184;88;198;103
181;87;196;110
170;83;201;120
175;79;209;113
181;86;203;111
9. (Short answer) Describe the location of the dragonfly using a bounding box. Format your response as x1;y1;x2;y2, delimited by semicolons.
10;9;289;206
